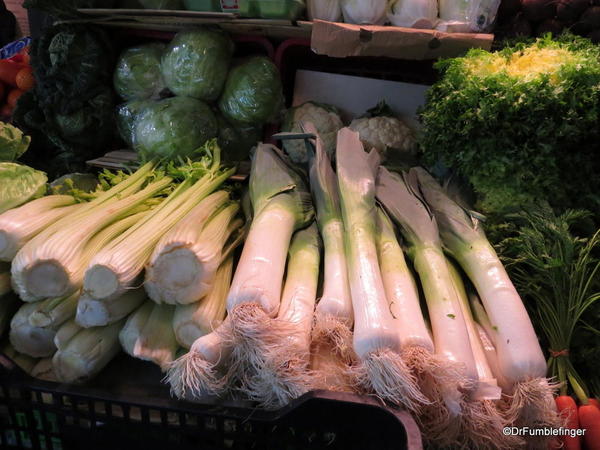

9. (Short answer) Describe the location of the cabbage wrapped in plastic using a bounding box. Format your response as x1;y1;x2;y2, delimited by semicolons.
116;99;153;147
161;28;234;101
218;56;283;127
387;0;438;29
114;43;167;101
134;96;218;162
217;114;261;162
307;0;342;21
340;0;387;24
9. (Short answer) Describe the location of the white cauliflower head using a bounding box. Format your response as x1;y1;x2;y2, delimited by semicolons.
349;115;416;161
282;101;344;164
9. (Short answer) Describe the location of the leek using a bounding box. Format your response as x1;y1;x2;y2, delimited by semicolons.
336;128;426;411
31;358;57;382
12;172;167;301
119;301;153;357
0;195;80;261
146;191;243;305
54;319;83;350
412;168;556;429
1;342;38;374
9;292;79;357
85;142;235;302
235;224;321;409
76;288;147;328
307;124;354;369
173;257;233;349
224;144;313;390
376;167;477;440
52;320;125;384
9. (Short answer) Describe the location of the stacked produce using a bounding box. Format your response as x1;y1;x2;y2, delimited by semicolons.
114;28;282;162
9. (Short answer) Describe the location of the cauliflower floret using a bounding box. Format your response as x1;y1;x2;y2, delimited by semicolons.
348;116;416;161
282;101;344;164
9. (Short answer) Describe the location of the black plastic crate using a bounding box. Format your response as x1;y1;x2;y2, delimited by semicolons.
0;355;422;450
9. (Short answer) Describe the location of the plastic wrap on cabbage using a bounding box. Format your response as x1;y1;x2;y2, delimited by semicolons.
134;96;217;161
161;28;234;101
307;0;342;21
340;0;387;24
387;0;438;29
139;0;183;8
218;56;283;127
216;114;261;162
437;0;501;32
114;43;167;101
281;101;343;164
0;163;47;214
116;99;153;147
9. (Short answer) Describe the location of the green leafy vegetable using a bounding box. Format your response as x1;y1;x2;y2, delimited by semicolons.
216;114;260;162
0;163;48;214
134;96;218;162
218;56;283;127
0;122;31;161
116;99;153;147
497;207;600;401
161;28;234;101
420;35;600;218
114;43;167;101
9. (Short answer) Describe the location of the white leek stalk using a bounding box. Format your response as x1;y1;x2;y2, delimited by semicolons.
9;292;79;357
336;128;426;411
225;144;314;392
173;257;233;349
0;195;79;261
307;0;342;21
52;319;124;383
0;292;20;336
376;167;477;438
120;301;178;370
448;261;520;450
146;192;243;305
0;271;10;297
12;174;166;301
412;168;556;428
85;145;235;303
307;124;354;371
167;318;232;399
76;288;147;328
31;358;57;382
54;319;83;350
236;224;321;409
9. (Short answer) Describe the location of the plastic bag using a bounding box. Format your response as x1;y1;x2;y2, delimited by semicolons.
437;0;501;32
116;99;153;147
113;43;167;101
387;0;438;29
307;0;342;21
340;0;387;25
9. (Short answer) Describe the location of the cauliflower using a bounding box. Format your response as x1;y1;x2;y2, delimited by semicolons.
348;103;416;161
282;101;344;164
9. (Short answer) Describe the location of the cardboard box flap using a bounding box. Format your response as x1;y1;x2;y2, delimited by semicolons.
311;20;493;60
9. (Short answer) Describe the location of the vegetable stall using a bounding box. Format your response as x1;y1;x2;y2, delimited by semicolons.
0;1;600;449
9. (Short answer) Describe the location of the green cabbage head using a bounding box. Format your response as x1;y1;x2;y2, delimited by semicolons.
218;56;283;127
0;163;48;214
116;99;153;147
113;43;167;100
161;28;234;101
134;96;218;162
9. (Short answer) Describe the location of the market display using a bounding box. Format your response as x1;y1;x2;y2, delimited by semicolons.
1;6;600;448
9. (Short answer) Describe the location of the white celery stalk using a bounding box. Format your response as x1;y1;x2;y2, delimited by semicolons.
336;128;426;411
119;301;154;356
414;168;547;386
173;257;233;349
307;124;354;366
76;288;147;328
54;319;83;350
0;195;80;261
52;320;124;383
0;292;20;336
237;224;321;409
9;292;79;357
84;155;235;303
1;342;38;374
31;358;57;381
375;208;434;353
0;271;10;297
132;302;178;370
12;175;169;301
146;193;242;305
167;318;232;399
